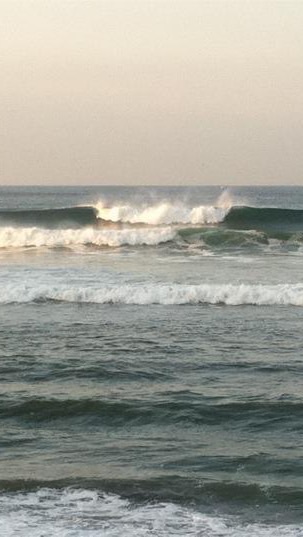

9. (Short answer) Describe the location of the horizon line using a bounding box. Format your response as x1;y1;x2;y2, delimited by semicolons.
0;183;303;188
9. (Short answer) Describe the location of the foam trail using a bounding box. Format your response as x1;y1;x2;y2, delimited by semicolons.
1;283;303;306
0;488;302;537
0;227;176;249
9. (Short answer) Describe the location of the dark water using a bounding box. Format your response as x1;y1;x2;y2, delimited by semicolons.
0;186;302;536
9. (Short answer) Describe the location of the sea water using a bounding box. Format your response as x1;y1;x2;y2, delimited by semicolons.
0;185;302;536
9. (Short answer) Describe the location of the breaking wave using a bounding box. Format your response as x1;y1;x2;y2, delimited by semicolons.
95;200;229;225
0;192;235;228
0;225;303;252
0;488;302;537
0;226;176;249
96;202;303;232
2;283;303;306
0;184;303;236
1;193;303;253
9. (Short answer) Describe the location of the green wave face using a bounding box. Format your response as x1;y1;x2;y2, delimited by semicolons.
177;226;303;253
223;206;303;232
178;227;269;248
0;206;98;228
177;206;303;252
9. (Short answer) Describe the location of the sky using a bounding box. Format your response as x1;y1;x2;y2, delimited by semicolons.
1;0;303;186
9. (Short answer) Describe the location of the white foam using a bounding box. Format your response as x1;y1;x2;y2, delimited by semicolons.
1;282;303;306
0;488;301;537
95;201;230;225
94;191;243;226
0;227;176;249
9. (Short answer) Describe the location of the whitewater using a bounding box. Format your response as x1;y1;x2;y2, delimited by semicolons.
1;488;303;537
95;197;231;225
0;226;176;248
1;282;303;306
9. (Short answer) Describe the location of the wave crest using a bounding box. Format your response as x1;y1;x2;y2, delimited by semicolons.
96;201;230;225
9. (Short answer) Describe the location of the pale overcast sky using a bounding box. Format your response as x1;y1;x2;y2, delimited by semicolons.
1;0;303;185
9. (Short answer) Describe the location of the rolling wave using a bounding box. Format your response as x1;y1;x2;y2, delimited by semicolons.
224;206;303;232
95;198;303;233
179;227;303;253
0;226;175;248
0;225;302;252
0;206;97;228
0;202;302;233
3;395;302;424
0;201;230;228
1;282;303;305
0;200;303;254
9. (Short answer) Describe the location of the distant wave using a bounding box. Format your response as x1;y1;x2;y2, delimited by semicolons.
2;282;303;306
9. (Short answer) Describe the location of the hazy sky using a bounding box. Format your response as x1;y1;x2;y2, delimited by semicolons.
1;0;303;185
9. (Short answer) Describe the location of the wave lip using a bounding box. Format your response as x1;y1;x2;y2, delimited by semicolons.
1;283;303;306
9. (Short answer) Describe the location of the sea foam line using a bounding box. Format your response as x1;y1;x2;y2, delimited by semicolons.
1;283;303;306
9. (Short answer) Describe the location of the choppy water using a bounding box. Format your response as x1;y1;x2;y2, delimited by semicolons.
0;185;302;536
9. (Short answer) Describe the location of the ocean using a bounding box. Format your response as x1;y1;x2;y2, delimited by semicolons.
0;185;302;536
